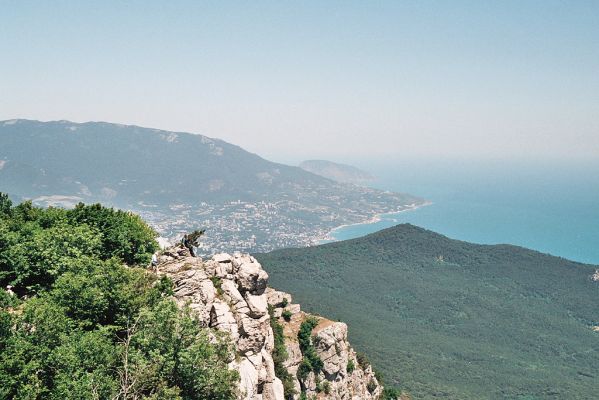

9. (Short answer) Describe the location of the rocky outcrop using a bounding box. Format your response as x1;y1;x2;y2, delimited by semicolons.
155;245;382;400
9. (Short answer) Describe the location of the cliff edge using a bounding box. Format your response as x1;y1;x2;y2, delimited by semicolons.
155;245;382;400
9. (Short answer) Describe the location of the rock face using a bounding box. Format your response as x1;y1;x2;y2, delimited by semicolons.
156;245;382;400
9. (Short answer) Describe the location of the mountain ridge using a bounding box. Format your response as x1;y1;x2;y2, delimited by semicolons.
0;119;423;252
299;159;375;186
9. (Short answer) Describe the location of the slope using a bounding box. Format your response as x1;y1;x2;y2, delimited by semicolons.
256;224;599;399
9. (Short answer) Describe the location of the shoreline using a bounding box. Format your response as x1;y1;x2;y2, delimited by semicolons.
316;200;432;244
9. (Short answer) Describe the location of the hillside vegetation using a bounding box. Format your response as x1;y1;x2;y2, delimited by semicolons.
0;194;237;399
256;224;599;399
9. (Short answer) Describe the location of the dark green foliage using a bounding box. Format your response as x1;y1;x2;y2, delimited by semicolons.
323;380;331;395
298;316;319;352
187;229;205;246
381;387;402;400
356;352;370;369
296;316;323;384
210;276;224;297
257;224;599;400
0;193;11;216
0;198;157;295
68;202;158;265
367;378;378;394
0;198;238;399
315;375;333;395
281;297;288;307
281;309;292;322
268;305;295;399
346;359;355;374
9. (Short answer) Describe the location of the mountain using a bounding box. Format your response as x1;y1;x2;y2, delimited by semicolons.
256;224;599;399
0;119;423;252
299;160;375;186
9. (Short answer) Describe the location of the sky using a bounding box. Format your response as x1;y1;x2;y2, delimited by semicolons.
1;1;598;163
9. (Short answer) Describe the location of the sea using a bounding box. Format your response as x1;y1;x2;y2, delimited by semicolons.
325;158;599;265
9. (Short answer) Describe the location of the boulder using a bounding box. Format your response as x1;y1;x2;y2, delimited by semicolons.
262;378;284;400
214;252;233;263
237;358;259;399
265;288;292;307
238;315;269;354
210;300;239;341
244;293;268;318
237;260;269;294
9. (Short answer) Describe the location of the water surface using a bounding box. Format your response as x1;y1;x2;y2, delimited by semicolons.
330;159;599;264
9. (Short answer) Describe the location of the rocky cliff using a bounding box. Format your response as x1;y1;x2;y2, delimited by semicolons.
155;245;382;400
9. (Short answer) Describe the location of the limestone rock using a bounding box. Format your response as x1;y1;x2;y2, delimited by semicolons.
214;252;233;264
265;288;292;307
155;248;385;400
245;293;268;318
237;260;269;294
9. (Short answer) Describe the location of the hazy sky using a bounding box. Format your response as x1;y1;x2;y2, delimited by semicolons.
1;1;598;163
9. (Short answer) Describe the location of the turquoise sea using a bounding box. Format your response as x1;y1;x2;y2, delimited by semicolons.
328;159;599;265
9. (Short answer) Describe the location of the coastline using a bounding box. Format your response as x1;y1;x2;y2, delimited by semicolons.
316;200;432;244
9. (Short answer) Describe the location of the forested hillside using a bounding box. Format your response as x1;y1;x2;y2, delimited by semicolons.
257;224;599;399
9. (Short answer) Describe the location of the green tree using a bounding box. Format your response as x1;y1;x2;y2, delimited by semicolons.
68;203;158;265
0;198;238;399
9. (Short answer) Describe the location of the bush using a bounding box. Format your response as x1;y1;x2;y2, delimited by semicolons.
367;378;378;394
268;305;295;399
68;202;158;265
381;387;403;400
346;359;355;374
282;309;292;321
0;198;158;295
356;352;370;369
210;276;224;296
322;380;331;395
297;316;324;384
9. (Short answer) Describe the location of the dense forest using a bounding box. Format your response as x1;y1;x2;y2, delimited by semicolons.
257;224;599;399
0;194;237;399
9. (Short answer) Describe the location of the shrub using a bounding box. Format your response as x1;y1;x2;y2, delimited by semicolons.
297;316;324;384
367;378;378;394
68;202;158;265
268;304;295;399
346;359;355;374
0;198;159;295
282;309;292;321
210;276;224;296
356;351;370;369
381;387;403;400
322;380;331;394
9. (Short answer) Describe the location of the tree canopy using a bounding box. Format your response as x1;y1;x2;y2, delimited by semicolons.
0;196;238;399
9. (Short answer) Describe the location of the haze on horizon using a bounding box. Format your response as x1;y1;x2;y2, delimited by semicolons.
1;1;598;163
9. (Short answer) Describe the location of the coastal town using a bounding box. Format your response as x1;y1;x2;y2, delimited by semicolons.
137;198;423;255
